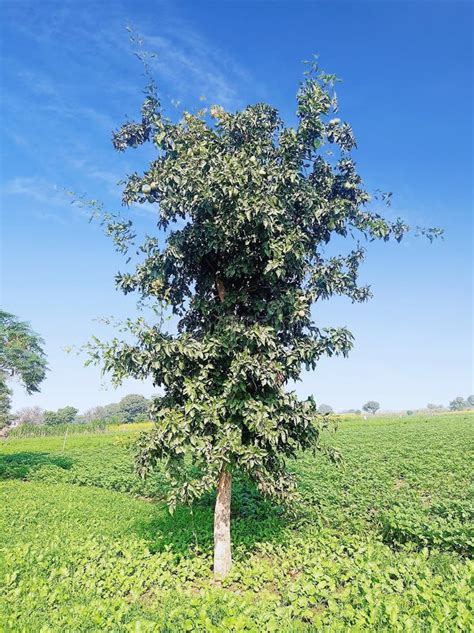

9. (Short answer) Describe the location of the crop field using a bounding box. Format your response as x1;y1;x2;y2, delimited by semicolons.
1;413;473;632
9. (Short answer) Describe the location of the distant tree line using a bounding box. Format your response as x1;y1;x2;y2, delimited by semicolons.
11;392;473;429
13;394;151;427
448;395;474;412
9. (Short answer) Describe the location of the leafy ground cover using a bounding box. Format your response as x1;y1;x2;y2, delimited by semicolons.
0;413;472;631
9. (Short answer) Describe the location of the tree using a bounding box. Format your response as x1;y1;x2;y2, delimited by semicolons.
0;310;47;427
13;406;44;426
362;401;380;415
466;395;474;408
44;406;78;426
117;394;149;423
449;397;466;412
89;59;440;577
79;405;108;423
102;402;121;421
318;404;334;414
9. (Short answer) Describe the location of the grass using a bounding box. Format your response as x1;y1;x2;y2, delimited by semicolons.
0;413;472;631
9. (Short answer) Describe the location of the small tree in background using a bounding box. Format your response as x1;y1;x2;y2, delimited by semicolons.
318;404;334;415
449;397;467;412
102;402;121;421
0;310;47;428
362;401;380;415
44;406;78;426
13;406;45;426
466;395;474;408
117;394;149;423
88;58;441;577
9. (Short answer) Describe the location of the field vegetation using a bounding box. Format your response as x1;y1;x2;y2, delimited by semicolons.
1;412;472;631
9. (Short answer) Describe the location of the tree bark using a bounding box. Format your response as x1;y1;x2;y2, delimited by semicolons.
213;467;232;578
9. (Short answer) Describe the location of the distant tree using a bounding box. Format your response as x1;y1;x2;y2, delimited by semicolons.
44;406;78;426
449;397;467;412
318;404;333;414
43;411;57;425
88;59;441;578
406;410;414;416
117;394;149;423
362;401;380;415
466;395;474;408
103;402;121;420
14;406;44;426
0;310;47;427
427;403;442;410
354;410;361;415
79;405;108;423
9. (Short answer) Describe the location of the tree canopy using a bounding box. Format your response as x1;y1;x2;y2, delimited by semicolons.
43;406;78;426
449;397;467;412
362;401;380;415
0;310;47;427
89;59;440;575
117;394;149;423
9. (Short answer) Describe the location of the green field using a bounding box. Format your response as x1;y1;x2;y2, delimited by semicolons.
1;413;473;631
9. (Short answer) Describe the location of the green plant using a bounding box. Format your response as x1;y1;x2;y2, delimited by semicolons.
43;406;78;426
88;59;441;576
0;413;472;631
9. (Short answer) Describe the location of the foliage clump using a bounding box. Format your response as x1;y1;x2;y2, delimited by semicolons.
90;61;441;517
0;310;47;427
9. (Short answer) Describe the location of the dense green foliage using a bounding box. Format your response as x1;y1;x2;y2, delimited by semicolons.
1;413;472;631
0;310;47;427
43;406;78;426
89;61;442;519
117;393;149;423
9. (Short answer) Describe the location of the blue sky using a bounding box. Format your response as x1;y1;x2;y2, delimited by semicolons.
1;0;472;413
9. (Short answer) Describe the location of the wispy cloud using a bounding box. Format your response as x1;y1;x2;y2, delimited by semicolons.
2;177;73;224
3;176;66;206
5;2;261;111
141;24;260;109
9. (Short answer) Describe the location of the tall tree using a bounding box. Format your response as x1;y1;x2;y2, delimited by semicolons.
117;394;149;423
362;401;380;415
90;60;440;577
0;310;47;427
449;397;466;412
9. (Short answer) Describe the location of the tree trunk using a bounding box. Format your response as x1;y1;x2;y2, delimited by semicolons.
213;467;232;578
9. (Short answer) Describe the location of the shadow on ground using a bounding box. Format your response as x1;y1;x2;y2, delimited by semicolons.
0;452;73;480
133;477;291;559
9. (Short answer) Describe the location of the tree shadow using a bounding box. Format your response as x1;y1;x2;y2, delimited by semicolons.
0;452;73;480
133;476;291;560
